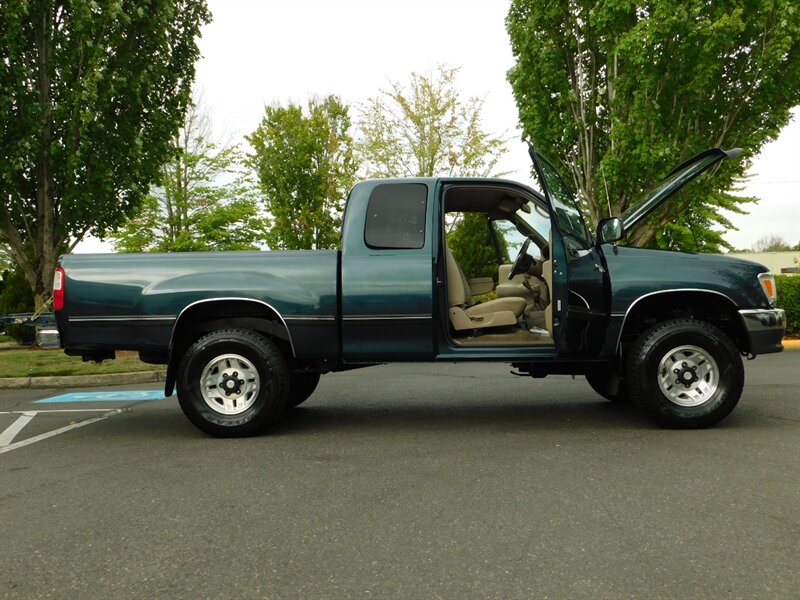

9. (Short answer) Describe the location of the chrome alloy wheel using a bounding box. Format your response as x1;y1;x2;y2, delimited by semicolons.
657;345;719;407
200;353;260;415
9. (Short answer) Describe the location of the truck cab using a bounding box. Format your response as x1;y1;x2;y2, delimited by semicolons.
339;147;782;364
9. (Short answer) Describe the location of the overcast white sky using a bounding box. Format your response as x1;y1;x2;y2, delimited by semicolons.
80;0;800;252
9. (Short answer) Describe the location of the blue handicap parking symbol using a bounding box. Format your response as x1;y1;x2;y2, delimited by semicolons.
35;390;167;403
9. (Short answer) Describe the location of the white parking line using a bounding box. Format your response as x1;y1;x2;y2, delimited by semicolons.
0;409;122;454
0;411;36;447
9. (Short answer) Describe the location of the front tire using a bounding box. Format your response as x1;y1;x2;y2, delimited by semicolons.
625;319;744;428
176;329;289;437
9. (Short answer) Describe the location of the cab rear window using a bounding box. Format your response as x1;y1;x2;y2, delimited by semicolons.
364;184;427;249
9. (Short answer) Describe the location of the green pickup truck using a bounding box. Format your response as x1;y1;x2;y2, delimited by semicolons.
54;147;785;436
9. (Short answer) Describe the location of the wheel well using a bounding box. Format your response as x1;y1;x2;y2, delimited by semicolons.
165;300;294;395
619;291;748;357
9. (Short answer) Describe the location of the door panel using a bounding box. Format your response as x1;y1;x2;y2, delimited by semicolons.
341;253;434;361
560;246;609;355
339;181;436;362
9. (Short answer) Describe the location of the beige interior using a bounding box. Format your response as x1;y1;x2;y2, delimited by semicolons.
467;277;494;296
541;232;554;336
446;247;526;331
441;184;555;344
495;264;548;306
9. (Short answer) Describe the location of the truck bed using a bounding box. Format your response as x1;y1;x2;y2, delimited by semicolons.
57;250;339;360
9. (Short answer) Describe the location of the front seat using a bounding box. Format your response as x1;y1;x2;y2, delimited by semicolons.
446;247;526;331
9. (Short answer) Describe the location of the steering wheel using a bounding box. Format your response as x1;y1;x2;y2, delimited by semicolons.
509;236;535;279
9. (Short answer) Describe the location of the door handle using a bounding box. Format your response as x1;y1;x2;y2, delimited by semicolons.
594;263;606;273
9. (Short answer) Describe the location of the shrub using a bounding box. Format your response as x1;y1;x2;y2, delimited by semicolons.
0;268;34;314
776;275;800;336
0;267;36;345
2;323;36;345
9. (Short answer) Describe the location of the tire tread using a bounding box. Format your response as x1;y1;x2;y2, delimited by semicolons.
625;318;744;428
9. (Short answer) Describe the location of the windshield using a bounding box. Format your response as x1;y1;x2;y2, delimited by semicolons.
513;199;551;251
529;149;592;248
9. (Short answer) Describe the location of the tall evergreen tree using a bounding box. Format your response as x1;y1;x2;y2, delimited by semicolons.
507;0;800;252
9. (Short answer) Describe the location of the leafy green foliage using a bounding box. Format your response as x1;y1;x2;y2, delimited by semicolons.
0;250;11;273
112;99;267;253
776;275;800;335
0;267;34;315
447;215;510;282
248;96;358;250
0;0;210;308
358;65;507;178
507;0;800;253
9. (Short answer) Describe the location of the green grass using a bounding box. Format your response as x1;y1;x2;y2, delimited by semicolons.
0;348;159;378
0;334;12;343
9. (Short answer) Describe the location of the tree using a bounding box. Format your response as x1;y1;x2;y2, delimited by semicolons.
752;234;792;253
358;65;508;178
111;98;267;253
358;66;509;277
248;95;358;250
0;0;210;310
507;0;800;253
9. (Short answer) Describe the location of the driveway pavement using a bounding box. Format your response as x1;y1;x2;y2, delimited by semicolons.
1;352;798;599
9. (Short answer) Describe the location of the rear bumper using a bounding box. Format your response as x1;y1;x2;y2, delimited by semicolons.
739;308;785;355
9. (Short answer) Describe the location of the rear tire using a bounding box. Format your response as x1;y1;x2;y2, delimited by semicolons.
176;329;289;437
287;372;321;408
625;319;743;428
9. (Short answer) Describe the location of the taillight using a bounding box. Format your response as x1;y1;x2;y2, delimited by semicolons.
53;267;65;310
758;272;777;307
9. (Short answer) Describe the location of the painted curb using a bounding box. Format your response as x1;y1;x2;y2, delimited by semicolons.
0;370;167;391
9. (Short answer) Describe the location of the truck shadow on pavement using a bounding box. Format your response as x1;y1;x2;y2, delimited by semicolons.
102;396;757;440
273;399;651;437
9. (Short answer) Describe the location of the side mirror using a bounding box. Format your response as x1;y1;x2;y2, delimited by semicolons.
597;217;625;245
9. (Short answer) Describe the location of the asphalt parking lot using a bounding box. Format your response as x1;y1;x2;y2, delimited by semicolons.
1;351;799;599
